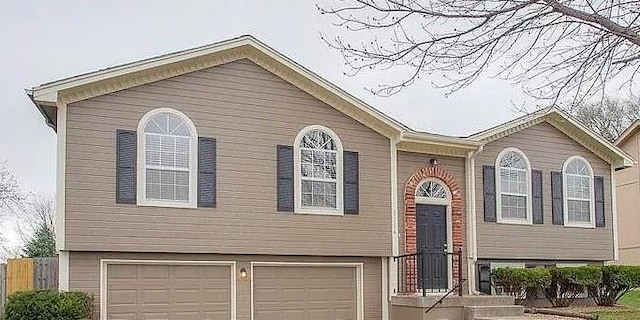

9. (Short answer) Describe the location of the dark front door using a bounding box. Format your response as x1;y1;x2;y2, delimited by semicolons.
416;204;448;290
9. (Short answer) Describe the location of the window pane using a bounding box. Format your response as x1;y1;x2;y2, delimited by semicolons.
501;194;526;219
144;112;191;136
312;151;325;164
300;130;336;150
300;179;337;209
566;159;589;175
302;180;312;193
566;175;590;199
568;199;590;223
146;169;190;202
301;150;312;163
302;194;313;207
499;151;526;169
301;164;312;178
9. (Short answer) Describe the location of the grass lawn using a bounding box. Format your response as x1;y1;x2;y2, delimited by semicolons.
584;291;640;320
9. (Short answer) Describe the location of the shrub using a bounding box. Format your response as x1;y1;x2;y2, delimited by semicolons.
543;266;602;307
3;290;94;320
491;267;551;304
588;265;640;306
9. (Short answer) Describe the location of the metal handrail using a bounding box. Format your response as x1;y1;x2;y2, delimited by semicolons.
424;278;467;315
393;248;465;297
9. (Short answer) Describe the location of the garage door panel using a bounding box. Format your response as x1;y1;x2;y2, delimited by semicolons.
106;263;232;320
253;265;358;320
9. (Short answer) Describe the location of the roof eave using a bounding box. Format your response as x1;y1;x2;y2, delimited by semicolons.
26;89;57;132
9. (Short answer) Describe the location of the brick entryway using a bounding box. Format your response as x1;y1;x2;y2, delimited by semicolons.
404;165;464;291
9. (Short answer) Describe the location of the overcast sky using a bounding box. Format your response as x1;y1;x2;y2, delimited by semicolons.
0;0;532;197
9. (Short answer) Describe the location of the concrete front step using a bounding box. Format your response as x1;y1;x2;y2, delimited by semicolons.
464;305;525;320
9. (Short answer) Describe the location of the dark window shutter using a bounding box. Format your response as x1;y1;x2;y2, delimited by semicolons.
483;166;496;222
343;151;359;214
277;145;294;212
594;176;605;227
551;171;564;225
116;130;137;204
198;137;216;207
532;170;544;224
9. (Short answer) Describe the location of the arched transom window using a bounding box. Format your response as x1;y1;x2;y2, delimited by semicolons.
496;148;531;223
415;179;449;205
563;156;594;226
416;180;447;199
138;108;197;207
294;125;343;214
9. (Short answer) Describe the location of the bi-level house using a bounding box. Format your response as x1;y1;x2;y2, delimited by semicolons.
27;36;633;320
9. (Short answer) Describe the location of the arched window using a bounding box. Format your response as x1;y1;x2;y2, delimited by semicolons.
496;148;532;224
294;125;343;214
563;156;594;227
417;180;448;199
416;179;450;205
137;108;198;208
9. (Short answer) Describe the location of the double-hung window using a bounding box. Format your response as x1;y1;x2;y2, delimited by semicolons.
563;156;594;227
137;108;198;208
496;148;532;224
294;125;343;214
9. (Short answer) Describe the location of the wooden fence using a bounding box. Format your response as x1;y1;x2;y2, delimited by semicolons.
0;257;58;314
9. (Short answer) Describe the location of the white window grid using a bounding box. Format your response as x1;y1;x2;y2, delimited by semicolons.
565;172;591;223
500;167;528;220
144;132;191;203
300;147;338;209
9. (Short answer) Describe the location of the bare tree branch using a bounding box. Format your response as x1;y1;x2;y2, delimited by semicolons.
318;0;640;102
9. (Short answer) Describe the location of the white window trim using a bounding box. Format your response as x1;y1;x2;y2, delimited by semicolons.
293;125;344;215
495;148;533;225
562;156;596;228
137;108;198;209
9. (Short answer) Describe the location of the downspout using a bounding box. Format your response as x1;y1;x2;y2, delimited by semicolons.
465;145;483;294
389;135;399;300
611;164;619;262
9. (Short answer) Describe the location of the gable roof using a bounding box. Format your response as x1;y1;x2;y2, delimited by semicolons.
469;106;634;168
25;35;632;165
26;35;480;156
616;120;640;146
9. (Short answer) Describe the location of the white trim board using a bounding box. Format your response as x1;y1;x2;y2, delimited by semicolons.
249;262;365;320
55;102;67;251
99;259;237;320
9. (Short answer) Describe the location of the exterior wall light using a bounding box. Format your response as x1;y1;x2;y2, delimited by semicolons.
240;268;248;279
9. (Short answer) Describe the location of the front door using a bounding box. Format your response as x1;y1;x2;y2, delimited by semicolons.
416;204;448;291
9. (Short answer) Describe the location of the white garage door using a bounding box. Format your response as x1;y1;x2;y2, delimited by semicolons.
104;262;234;320
252;264;361;320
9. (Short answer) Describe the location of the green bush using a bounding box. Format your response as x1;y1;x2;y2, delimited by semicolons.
588;265;640;306
543;266;602;307
491;267;551;303
3;290;94;320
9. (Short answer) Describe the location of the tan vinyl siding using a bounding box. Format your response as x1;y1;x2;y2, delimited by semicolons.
64;59;391;256
396;151;467;279
475;122;614;261
616;132;640;265
69;252;382;320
